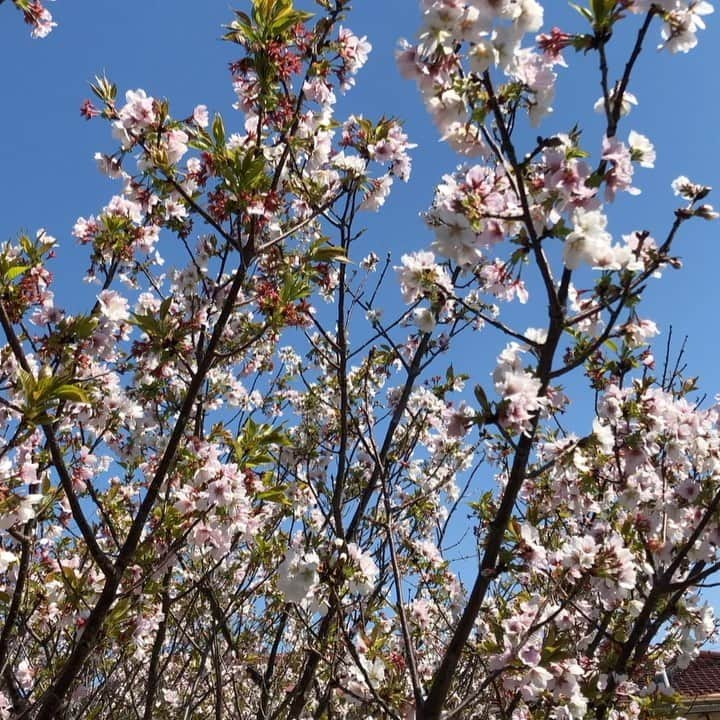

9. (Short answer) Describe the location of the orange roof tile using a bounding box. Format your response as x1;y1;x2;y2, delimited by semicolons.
672;652;720;697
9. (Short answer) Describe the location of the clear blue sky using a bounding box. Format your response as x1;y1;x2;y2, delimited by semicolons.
2;0;720;607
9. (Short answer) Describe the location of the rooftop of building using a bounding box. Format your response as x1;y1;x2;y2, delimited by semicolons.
672;651;720;698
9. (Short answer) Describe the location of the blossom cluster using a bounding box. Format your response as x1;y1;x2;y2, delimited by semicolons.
9;0;56;38
0;1;719;719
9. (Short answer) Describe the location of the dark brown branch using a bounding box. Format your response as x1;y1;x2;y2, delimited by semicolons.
142;569;172;720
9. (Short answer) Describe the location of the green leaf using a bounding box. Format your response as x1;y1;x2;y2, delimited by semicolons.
603;339;618;353
569;2;593;22
17;368;36;396
233;420;291;468
54;384;90;404
212;113;226;147
129;312;157;335
72;315;99;340
590;0;617;29
233;10;253;27
19;235;33;255
474;384;491;414
279;273;311;303
159;296;173;318
189;133;213;152
270;5;313;36
257;487;290;505
571;34;595;52
566;147;590;160
90;74;117;103
4;265;29;282
310;245;350;263
238;153;267;190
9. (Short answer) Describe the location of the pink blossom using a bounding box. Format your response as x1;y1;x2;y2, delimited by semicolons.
602;135;639;200
163;128;189;165
360;174;393;211
97;289;130;322
338;26;372;75
192;104;209;128
396;250;453;303
563;208;613;269
118;89;156;130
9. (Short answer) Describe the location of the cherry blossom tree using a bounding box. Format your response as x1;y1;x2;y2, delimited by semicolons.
1;1;719;719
